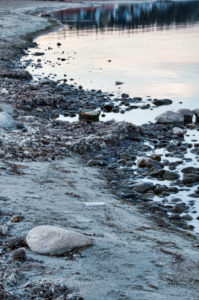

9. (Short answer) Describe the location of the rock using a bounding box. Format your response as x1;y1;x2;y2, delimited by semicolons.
115;81;124;85
12;248;26;262
103;103;114;112
186;123;196;129
153;99;172;106
8;237;26;250
173;127;186;138
151;154;161;162
177;109;193;124
137;157;152;168
0;112;16;129
163;171;179;181
171;202;188;213
26;225;93;255
79;110;100;122
0;69;32;80
193;109;199;123
155;111;184;124
34;52;45;56
132;181;155;193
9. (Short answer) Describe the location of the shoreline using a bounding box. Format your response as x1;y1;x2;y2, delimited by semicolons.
1;1;199;299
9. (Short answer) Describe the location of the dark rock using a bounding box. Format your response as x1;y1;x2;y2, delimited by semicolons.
132;182;155;193
12;248;26;262
153;99;172;106
171;202;188;213
8;237;27;250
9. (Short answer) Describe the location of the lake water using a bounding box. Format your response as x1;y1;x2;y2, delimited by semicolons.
22;0;199;124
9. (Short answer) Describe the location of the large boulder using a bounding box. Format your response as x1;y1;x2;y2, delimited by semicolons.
155;111;184;124
26;225;93;255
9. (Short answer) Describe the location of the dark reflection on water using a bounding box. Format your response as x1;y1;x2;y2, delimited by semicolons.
51;0;199;31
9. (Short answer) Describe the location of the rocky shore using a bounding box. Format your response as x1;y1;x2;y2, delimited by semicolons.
1;1;199;299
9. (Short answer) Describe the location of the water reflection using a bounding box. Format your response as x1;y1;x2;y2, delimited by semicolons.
52;0;199;31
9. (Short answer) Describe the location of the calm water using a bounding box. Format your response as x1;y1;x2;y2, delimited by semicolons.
22;0;199;123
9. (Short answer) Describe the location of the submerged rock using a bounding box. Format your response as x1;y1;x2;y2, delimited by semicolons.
26;225;93;255
155;111;184;124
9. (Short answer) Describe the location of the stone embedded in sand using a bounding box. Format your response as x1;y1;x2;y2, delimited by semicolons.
26;225;93;255
0;112;16;129
153;99;172;106
155;111;184;124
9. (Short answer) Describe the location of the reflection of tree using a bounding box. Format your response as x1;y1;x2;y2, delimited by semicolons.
52;1;199;31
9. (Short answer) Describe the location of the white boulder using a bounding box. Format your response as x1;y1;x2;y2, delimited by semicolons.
26;225;93;255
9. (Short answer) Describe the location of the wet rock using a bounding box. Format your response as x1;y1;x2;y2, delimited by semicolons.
171;202;188;213
26;225;93;255
103;103;114;112
34;52;45;56
79;110;100;122
155;111;184;124
173;127;186;138
151;154;161;162
0;69;32;80
12;248;26;262
163;171;179;181
132;181;155;193
137;157;152;168
153;99;172;106
177;109;193;124
115;81;124;85
8;237;26;250
186;123;196;129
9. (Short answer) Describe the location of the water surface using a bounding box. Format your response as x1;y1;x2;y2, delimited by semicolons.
22;0;199;124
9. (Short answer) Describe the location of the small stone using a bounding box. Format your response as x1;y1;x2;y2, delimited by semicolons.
132;182;155;193
8;237;26;249
173;127;186;138
12;248;26;262
137;157;152;168
115;81;124;85
12;215;24;223
153;99;172;106
79;110;100;122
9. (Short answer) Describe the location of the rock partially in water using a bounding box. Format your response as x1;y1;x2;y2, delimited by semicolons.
137;157;152;168
173;127;186;138
26;225;93;255
193;109;199;123
155;111;184;124
132;181;155;193
177;109;193;124
79;109;100;122
153;99;172;106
